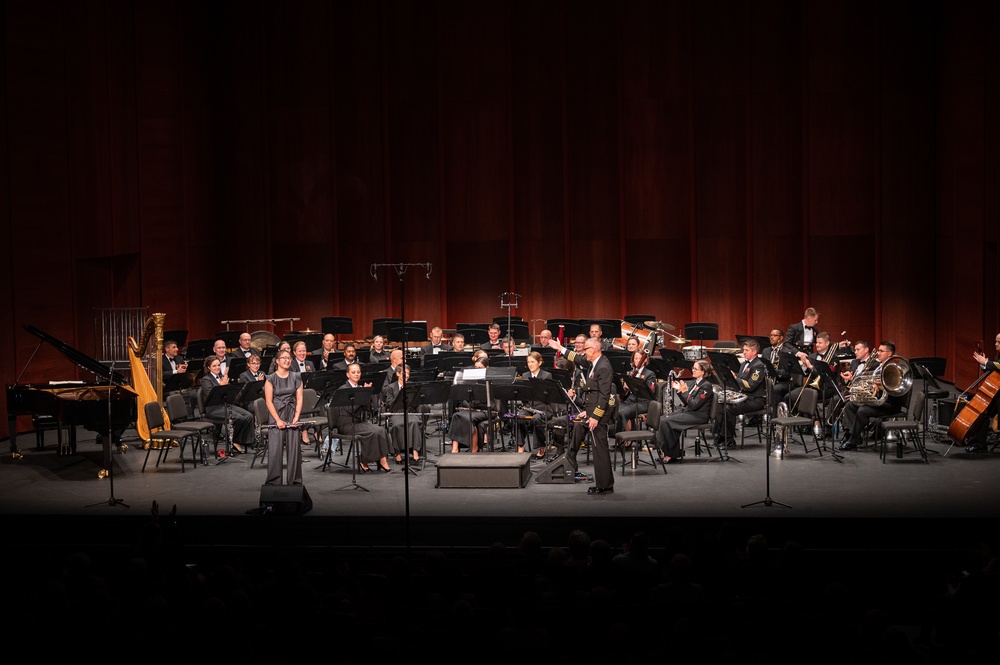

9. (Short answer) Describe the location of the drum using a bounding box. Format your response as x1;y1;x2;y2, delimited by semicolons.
619;321;656;352
682;345;707;361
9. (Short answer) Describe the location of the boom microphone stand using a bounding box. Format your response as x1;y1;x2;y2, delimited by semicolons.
500;292;520;367
87;360;128;509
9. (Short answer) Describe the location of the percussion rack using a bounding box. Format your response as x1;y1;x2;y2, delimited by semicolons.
221;318;300;332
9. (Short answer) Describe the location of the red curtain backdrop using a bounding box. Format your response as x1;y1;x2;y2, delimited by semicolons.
1;0;998;436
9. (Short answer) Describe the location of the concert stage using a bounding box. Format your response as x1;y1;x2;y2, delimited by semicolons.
1;420;998;555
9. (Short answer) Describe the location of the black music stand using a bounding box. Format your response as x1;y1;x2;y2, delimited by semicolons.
623;375;656;403
86;361;128;509
525;378;566;458
456;325;490;346
372;317;403;340
237;380;265;409
215;331;242;349
228;357;248;382
654;351;692;412
449;381;491;452
405;380;453;459
546;319;582;340
807;359;846;462
389;322;428;356
707;351;742;463
321;316;353;346
204;383;246;465
491;382;535;452
163;372;192;395
736;334;771;352
303;370;336;393
327;386;374;491
685;322;719;346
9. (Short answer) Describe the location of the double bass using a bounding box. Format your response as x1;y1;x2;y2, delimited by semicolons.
947;345;1000;443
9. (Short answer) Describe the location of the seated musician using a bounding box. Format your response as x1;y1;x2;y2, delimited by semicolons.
201;356;255;455
625;337;642;354
447;332;468;353
331;343;360;371
616;350;657;434
312;333;337;370
211;339;239;376
330;362;392;472
239;354;266;383
162;340;188;379
516;351;554;456
654;359;714;464
589;323;612;352
290;341;316;374
786;332;839;412
480;323;503;351
548;334;590;370
267;341;292;373
449;350;492;453
381;363;424;464
382;349;404;389
763;329;797;415
234;332;260;360
715;339;767;449
965;332;1000;453
368;335;390;363
840;340;872;385
545;357;582;459
421;326;447;355
838;341;908;451
531;329;553;351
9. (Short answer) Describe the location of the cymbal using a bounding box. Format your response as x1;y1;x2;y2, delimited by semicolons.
643;320;676;332
671;338;690;345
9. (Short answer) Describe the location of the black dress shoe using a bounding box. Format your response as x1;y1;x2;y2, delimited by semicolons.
587;486;614;495
665;456;683;465
966;444;987;453
838;438;857;451
378;464;393;473
358;464;373;473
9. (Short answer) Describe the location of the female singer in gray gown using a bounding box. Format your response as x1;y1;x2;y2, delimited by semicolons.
264;349;304;485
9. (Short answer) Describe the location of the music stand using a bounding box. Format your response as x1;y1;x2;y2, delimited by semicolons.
215;331;242;349
546;319;582;341
491;382;536;451
303;370;335;393
204;383;246;464
321;316;353;346
372;317;403;339
456;325;490;346
238;380;265;409
706;351;743;463
653;351;692;412
389;322;429;354
736;334;771;352
807;360;846;463
685;322;719;346
228;357;248;382
327;386;374;491
163;372;192;395
449;381;491;452
623;375;656;403
404;380;453;459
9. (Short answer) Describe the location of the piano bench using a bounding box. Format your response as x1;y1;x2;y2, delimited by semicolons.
32;414;60;449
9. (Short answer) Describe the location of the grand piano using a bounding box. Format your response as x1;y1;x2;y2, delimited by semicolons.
7;324;138;463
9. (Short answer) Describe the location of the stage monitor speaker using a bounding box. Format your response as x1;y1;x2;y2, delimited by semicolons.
259;484;313;515
533;453;575;484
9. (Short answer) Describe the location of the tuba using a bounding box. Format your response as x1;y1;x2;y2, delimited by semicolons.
849;356;912;406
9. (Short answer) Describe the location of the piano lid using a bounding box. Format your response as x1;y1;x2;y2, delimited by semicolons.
22;324;131;386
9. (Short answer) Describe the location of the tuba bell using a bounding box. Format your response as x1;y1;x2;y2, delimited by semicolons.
850;355;912;406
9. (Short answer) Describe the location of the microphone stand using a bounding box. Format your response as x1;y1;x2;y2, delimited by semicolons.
500;292;520;367
87;360;128;509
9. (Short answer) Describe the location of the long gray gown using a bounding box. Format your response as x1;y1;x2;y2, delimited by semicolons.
265;371;303;485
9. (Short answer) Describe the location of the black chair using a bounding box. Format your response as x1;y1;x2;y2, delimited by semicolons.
770;387;822;458
164;393;216;464
879;387;928;463
142;402;198;473
680;395;721;458
613;400;666;475
739;381;770;448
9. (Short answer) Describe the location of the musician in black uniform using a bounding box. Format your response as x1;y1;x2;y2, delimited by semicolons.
838;341;908;451
616;350;657;434
763;329;796;415
786;332;839;410
716;339;767;449
568;338;616;494
515;351;554;456
963;333;999;453
784;307;820;353
654;359;714;464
